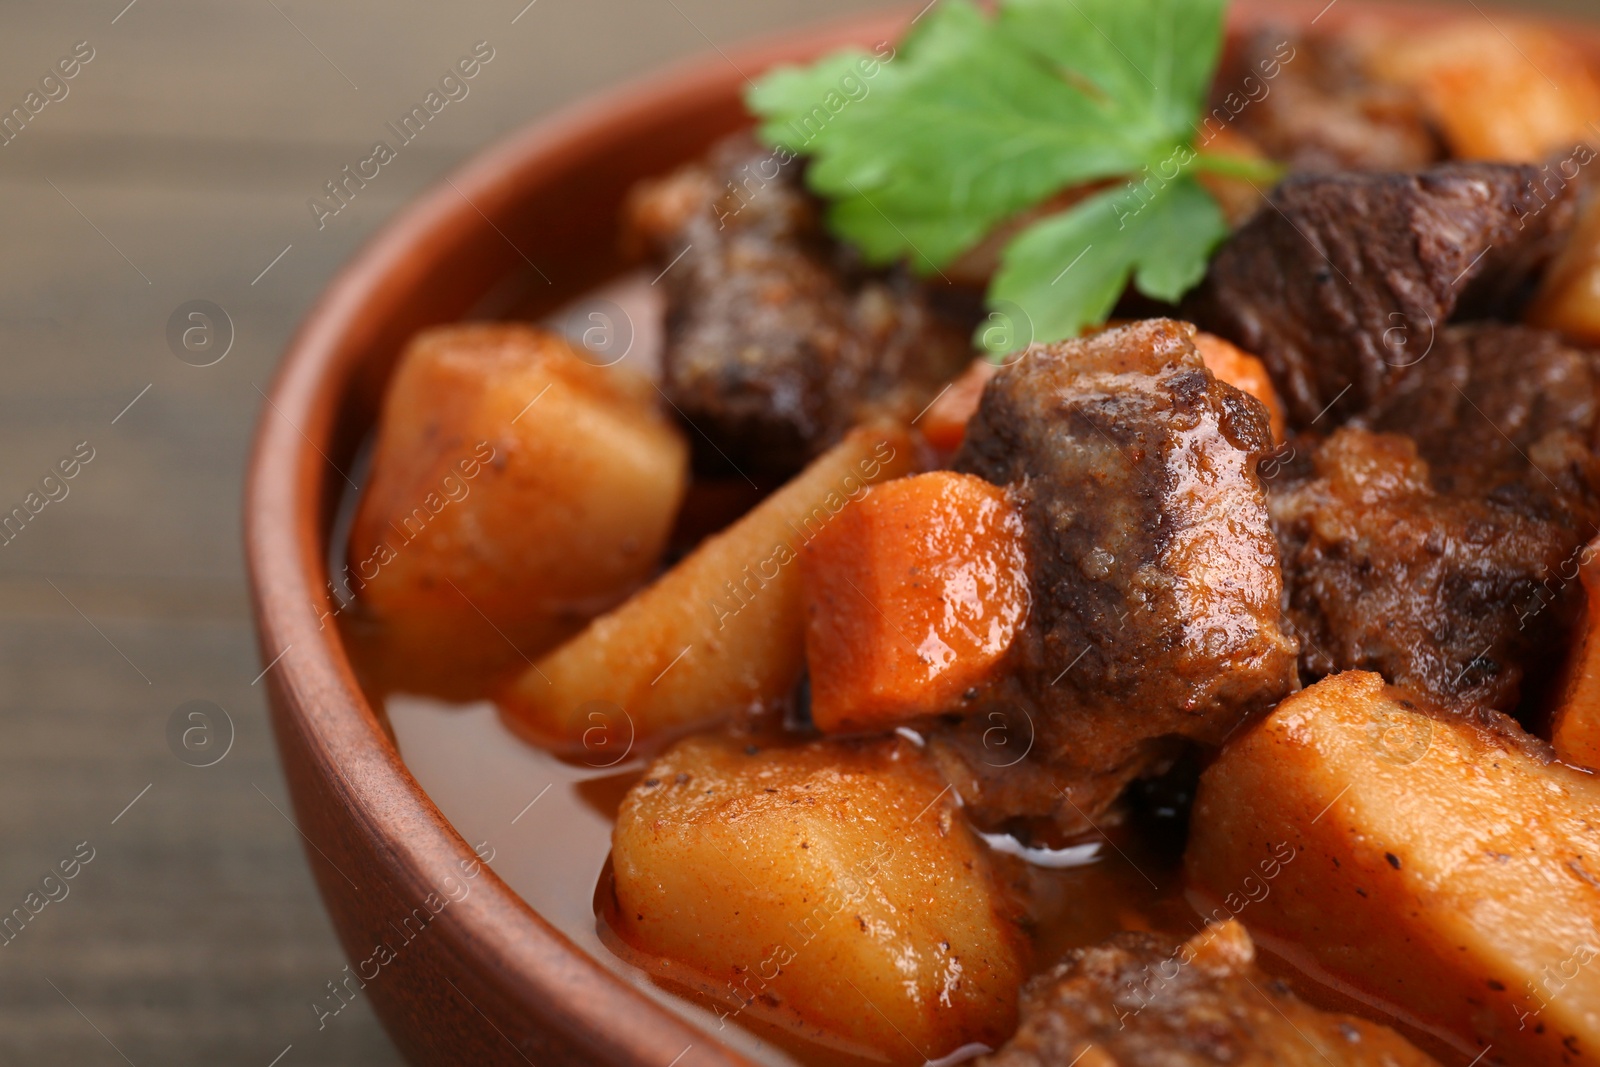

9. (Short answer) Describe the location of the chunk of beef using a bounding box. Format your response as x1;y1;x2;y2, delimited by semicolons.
1269;427;1594;713
1209;28;1441;173
626;134;972;474
976;921;1440;1067
1186;163;1579;427
943;320;1297;834
1361;322;1600;494
925;718;1188;843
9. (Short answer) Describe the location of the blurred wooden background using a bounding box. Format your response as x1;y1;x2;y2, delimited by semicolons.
0;0;1585;1064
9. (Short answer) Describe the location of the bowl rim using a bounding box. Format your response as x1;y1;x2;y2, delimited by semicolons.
244;7;924;1062
244;1;1600;1063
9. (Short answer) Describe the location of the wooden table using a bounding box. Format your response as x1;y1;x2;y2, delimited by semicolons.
0;0;1583;1064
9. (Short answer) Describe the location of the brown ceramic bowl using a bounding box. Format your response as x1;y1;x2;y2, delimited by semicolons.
244;3;1600;1064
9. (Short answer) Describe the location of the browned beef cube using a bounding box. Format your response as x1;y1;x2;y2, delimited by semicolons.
626;134;972;474
924;718;1188;842
1269;426;1593;713
946;320;1297;834
1209;28;1441;173
1186;163;1577;427
1361;322;1600;495
976;922;1440;1067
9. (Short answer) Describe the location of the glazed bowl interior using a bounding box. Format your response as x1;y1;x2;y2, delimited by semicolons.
245;2;1600;1065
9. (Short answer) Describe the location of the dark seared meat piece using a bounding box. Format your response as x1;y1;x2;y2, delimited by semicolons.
1209;28;1441;172
1270;427;1595;713
976;922;1440;1067
1186;163;1578;427
1361;322;1600;494
626;134;972;474
926;716;1186;842
944;320;1298;834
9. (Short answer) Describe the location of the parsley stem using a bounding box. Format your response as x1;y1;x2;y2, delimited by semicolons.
1188;152;1287;186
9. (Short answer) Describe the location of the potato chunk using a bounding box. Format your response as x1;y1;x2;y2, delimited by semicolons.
609;734;1028;1063
1531;197;1600;348
348;325;688;689
1187;671;1600;1066
500;427;915;752
802;471;1029;735
1554;538;1600;770
1366;21;1600;162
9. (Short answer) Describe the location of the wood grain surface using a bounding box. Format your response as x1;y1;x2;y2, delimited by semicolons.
0;0;1583;1064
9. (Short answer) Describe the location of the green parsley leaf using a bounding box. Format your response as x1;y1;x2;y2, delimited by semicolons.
999;0;1224;142
748;49;894;150
746;0;1243;349
754;0;1176;268
992;174;1228;346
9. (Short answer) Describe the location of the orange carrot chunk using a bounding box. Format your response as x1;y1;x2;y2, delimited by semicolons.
1553;537;1600;769
802;471;1028;735
1192;331;1287;442
918;358;998;457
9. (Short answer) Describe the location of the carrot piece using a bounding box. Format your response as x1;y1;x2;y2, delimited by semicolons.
1193;331;1287;442
918;359;998;456
802;471;1029;734
1553;538;1600;769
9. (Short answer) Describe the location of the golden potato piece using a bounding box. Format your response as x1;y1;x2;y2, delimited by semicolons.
609;734;1028;1063
1187;671;1600;1066
500;426;915;752
1553;537;1600;770
1366;21;1600;162
1531;196;1600;348
347;325;688;691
